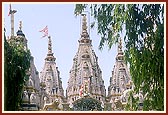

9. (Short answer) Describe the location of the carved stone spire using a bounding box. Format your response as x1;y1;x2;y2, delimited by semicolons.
45;36;56;61
81;14;89;39
16;21;27;49
48;36;52;54
40;36;64;109
108;37;133;108
79;14;91;45
16;21;25;37
116;38;124;60
66;13;106;104
19;21;22;30
118;38;123;53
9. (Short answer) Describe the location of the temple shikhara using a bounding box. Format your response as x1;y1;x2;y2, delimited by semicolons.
4;7;144;111
66;14;106;105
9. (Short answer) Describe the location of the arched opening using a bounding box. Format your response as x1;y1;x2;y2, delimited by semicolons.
72;96;103;111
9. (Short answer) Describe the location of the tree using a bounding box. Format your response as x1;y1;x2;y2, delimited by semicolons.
4;31;31;111
72;95;103;111
74;4;164;111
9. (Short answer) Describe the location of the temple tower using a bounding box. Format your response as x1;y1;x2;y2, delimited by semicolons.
7;20;41;110
107;38;133;110
66;14;106;106
40;36;64;110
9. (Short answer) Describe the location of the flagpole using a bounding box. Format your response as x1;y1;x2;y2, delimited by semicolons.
9;4;17;37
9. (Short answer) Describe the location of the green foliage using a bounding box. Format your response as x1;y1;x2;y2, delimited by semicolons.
75;4;164;111
72;96;103;111
74;4;87;16
125;90;140;111
75;4;126;49
124;4;164;111
4;34;31;111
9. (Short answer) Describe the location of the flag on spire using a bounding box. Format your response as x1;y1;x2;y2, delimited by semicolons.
8;4;12;16
39;25;48;38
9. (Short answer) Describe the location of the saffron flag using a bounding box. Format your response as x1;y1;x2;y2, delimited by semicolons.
8;4;11;16
39;26;48;38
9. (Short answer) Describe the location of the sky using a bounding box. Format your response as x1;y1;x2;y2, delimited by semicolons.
3;3;119;94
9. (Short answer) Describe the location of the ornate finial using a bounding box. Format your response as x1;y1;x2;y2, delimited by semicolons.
48;36;52;54
82;14;87;32
116;38;124;60
19;21;22;30
45;36;56;61
81;14;89;38
118;38;122;52
16;21;26;37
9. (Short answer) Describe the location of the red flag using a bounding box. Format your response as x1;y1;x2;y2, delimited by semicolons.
39;26;48;38
8;4;11;16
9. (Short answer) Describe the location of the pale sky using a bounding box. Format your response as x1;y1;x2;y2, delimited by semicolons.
3;3;118;95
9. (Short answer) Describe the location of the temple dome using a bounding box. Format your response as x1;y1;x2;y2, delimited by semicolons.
16;30;25;37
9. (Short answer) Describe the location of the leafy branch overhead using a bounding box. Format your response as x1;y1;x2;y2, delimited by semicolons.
75;4;164;111
75;4;127;49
